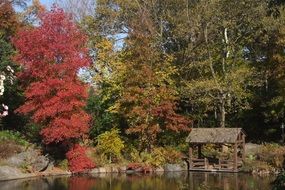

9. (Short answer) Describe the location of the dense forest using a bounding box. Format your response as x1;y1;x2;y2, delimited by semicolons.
1;0;285;172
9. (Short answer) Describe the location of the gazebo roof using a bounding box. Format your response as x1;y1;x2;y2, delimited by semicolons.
186;128;245;144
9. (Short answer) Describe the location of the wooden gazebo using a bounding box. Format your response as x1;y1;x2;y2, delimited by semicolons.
186;128;246;172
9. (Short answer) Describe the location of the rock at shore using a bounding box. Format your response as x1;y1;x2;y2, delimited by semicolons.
4;148;50;172
0;166;25;180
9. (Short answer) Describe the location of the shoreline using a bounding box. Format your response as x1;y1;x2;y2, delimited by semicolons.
0;170;72;182
0;166;278;182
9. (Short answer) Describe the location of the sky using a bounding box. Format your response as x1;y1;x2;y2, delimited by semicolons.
40;0;55;9
14;0;55;12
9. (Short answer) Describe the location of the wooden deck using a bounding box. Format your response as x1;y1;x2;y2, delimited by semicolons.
189;168;241;173
187;158;243;173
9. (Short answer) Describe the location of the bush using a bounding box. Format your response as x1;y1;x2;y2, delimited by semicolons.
0;130;29;146
86;148;110;166
256;143;285;168
163;147;183;164
96;128;124;163
57;159;69;170
24;123;42;143
241;160;274;173
141;148;166;167
66;144;95;173
129;147;182;167
0;130;31;161
0;141;22;159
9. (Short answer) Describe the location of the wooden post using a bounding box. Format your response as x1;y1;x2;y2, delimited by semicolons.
242;134;245;161
233;143;237;171
189;146;193;169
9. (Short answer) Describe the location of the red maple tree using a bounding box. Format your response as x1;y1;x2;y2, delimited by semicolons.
13;7;94;172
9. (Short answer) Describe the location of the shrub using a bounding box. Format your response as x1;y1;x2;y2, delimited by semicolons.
66;144;95;173
0;141;22;159
163;147;183;164
256;143;285;168
129;148;142;163
24;123;42;143
241;160;274;173
129;147;182;167
85;148;110;167
137;148;166;167
148;148;166;167
96;128;124;163
57;159;69;170
0;130;29;146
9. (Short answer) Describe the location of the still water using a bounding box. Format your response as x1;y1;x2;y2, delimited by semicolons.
0;172;275;190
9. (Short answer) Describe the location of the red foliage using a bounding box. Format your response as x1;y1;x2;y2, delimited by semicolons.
66;144;95;173
13;7;91;144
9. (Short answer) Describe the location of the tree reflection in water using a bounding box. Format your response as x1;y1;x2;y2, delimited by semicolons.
0;172;275;190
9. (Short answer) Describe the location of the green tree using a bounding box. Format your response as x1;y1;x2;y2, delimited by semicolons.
176;0;265;128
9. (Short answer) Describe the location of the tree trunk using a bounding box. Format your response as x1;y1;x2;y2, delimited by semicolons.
220;99;226;128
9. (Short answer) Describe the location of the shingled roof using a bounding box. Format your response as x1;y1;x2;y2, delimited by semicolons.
186;128;245;144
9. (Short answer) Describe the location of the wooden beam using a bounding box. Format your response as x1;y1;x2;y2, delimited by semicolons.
204;158;208;169
189;146;193;169
242;134;245;161
233;142;238;171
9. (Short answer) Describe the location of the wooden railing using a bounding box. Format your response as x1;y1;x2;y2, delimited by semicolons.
188;158;242;171
190;158;209;169
217;159;243;170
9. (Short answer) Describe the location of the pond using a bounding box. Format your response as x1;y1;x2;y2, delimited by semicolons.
0;172;275;190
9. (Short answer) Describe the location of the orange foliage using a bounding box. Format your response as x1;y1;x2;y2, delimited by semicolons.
119;32;190;149
0;0;19;38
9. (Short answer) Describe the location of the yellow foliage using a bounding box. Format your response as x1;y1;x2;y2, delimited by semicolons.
129;147;182;167
96;128;125;162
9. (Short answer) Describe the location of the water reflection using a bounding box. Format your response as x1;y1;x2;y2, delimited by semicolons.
0;172;274;190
